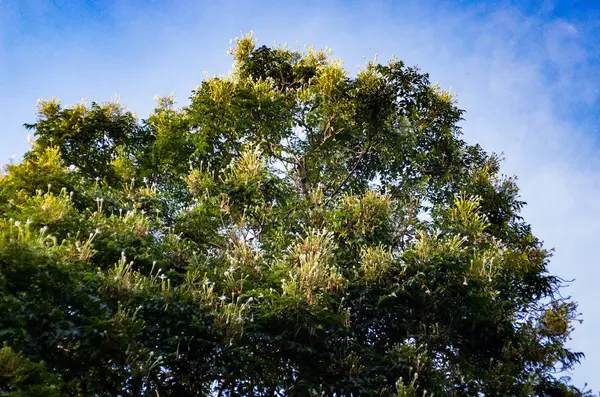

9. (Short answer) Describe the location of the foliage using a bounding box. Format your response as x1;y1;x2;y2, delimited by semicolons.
0;33;591;396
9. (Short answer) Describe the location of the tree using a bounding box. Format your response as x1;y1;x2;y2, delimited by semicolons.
0;33;591;396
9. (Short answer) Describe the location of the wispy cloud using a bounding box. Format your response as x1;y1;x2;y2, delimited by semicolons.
1;0;598;388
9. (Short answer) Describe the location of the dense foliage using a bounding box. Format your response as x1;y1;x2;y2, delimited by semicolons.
0;34;589;396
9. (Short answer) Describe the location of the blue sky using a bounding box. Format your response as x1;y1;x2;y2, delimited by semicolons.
1;0;600;390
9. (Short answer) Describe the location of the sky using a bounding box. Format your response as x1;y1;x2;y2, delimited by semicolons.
1;0;600;390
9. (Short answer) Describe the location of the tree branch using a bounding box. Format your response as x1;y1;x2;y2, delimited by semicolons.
324;140;373;206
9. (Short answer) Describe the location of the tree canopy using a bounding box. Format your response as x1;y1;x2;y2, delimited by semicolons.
0;33;590;396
